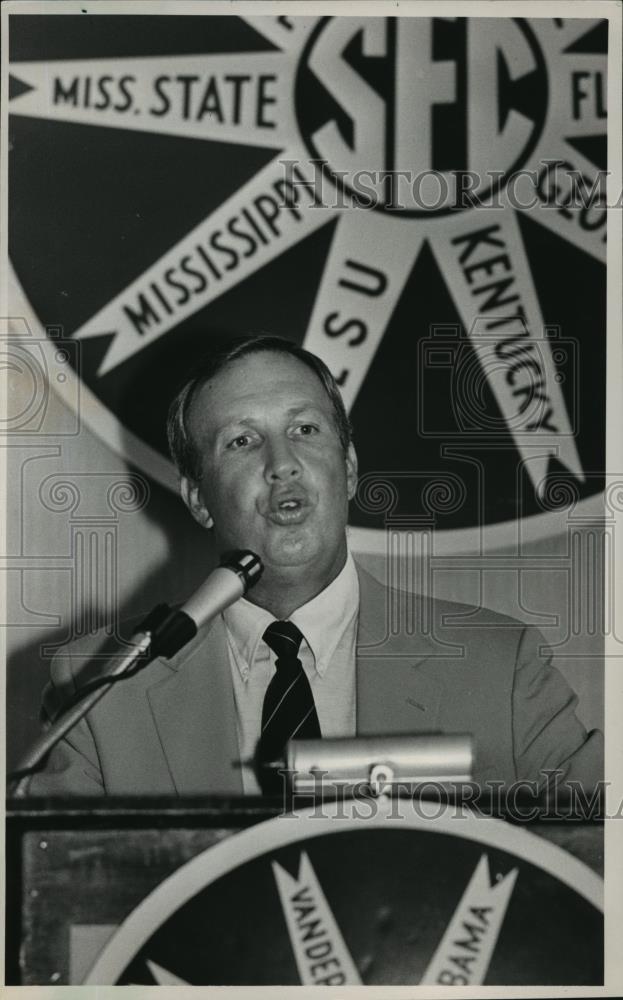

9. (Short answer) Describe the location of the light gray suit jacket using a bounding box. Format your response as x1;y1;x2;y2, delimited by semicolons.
27;564;602;795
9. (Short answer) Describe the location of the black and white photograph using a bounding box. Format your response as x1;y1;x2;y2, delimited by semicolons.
2;0;621;991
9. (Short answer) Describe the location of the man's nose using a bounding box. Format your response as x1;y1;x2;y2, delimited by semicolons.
264;437;302;482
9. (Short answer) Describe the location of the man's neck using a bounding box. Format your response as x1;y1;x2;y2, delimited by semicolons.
245;554;348;620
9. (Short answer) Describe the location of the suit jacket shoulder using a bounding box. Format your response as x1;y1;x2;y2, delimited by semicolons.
355;563;602;786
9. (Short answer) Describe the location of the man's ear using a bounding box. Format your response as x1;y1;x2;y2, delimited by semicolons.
346;443;358;501
180;476;214;529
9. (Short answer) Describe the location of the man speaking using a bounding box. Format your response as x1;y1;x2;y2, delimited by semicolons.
27;336;602;796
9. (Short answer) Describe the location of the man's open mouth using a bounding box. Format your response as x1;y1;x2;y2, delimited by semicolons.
267;495;310;524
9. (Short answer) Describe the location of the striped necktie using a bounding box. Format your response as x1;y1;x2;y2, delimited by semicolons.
258;620;322;771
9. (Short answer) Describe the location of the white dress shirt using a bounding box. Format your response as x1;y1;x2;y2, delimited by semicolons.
222;551;360;793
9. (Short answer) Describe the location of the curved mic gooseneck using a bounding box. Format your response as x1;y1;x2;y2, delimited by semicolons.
9;551;263;796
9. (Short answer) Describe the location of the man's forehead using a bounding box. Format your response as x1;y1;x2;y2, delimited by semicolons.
187;352;331;429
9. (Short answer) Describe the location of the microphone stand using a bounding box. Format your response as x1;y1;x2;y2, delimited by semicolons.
8;549;264;797
9;602;196;797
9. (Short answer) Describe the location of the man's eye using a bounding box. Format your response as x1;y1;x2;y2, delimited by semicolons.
228;435;251;450
295;424;319;436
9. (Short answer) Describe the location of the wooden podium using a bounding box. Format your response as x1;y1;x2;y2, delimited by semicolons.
7;796;277;985
6;796;604;987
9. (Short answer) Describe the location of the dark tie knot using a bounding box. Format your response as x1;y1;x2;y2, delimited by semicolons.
263;620;303;663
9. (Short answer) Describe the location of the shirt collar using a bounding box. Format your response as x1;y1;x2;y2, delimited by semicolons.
223;551;359;680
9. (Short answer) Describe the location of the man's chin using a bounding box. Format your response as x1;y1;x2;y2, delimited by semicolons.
261;526;347;580
262;530;319;568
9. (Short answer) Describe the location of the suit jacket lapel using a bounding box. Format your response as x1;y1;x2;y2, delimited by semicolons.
355;563;444;735
146;617;243;795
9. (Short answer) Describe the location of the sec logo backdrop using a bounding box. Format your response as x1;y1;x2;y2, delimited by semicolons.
8;14;607;551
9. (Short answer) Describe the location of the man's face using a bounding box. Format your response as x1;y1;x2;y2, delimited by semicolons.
181;352;358;588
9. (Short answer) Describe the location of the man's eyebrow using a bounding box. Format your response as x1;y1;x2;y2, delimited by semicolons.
210;403;328;440
212;418;254;442
215;404;325;429
284;404;326;418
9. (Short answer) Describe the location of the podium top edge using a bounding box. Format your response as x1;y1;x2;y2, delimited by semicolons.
6;792;605;825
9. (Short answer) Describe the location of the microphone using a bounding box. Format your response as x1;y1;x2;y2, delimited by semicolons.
9;551;263;793
148;550;263;659
183;549;263;622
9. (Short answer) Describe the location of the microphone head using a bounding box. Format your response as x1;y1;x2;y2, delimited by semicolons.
220;550;263;594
